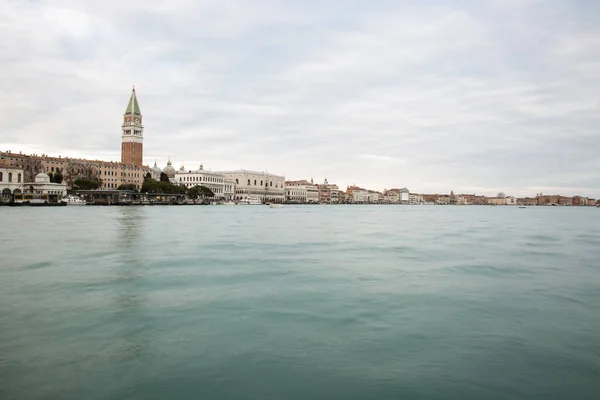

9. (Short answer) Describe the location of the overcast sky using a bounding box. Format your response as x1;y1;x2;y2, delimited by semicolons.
1;0;599;196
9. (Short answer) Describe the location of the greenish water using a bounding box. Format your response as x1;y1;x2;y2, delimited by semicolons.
1;205;599;399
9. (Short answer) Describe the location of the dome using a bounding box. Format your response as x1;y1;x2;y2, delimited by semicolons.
35;172;50;183
163;158;176;178
152;161;162;175
400;187;409;193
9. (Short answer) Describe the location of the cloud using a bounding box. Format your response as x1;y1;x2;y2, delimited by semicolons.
0;0;599;197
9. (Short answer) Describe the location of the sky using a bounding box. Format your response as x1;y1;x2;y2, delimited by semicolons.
1;0;599;196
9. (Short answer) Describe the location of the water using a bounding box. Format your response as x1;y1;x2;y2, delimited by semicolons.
1;205;599;399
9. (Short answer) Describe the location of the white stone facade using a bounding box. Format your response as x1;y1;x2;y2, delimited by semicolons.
285;185;319;203
175;166;233;199
400;188;410;203
353;190;369;203
0;165;24;202
219;170;285;203
409;194;423;204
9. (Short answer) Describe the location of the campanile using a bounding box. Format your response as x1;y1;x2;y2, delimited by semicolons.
121;86;144;166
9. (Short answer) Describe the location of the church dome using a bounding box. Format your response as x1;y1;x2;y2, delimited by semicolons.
163;159;176;178
152;161;162;175
35;172;50;183
400;187;409;193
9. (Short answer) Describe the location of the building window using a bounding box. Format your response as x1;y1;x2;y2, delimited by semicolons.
236;179;239;184
18;173;21;183
254;180;257;186
0;172;3;181
8;172;12;182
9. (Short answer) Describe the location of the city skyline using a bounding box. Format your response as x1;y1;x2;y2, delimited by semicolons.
1;1;599;197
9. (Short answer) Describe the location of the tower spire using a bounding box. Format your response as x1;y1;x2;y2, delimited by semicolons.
125;86;141;115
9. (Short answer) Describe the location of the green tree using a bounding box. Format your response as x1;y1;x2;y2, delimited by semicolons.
144;172;152;182
53;171;63;184
200;186;215;198
117;183;137;191
74;178;101;190
187;186;201;204
160;172;170;182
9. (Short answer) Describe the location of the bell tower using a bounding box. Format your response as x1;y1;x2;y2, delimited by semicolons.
121;86;144;166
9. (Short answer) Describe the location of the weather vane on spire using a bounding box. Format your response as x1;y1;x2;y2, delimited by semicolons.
132;84;135;89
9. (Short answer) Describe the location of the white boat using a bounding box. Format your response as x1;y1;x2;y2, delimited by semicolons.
268;203;283;208
63;195;87;205
239;195;262;205
222;201;237;206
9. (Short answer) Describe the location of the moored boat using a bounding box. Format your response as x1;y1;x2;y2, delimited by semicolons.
63;195;87;205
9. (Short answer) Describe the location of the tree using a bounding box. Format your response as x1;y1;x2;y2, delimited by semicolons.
160;172;170;182
144;172;152;182
53;171;63;184
187;186;201;204
200;186;215;198
117;183;137;191
74;178;101;190
497;192;506;198
141;178;186;195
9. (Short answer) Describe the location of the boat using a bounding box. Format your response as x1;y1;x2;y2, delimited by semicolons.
222;201;236;206
519;206;526;209
63;195;87;205
239;195;262;205
267;203;283;208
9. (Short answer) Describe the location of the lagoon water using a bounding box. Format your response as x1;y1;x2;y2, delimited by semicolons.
1;205;599;399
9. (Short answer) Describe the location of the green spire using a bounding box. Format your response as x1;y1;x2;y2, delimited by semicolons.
125;86;141;115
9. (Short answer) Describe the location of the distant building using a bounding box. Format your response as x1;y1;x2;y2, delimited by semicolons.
285;185;319;203
383;189;399;203
219;170;285;203
24;173;67;196
174;164;235;200
400;188;409;203
352;189;369;203
0;164;24;203
408;193;423;204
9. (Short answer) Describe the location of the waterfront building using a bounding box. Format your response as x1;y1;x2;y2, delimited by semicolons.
383;189;400;203
346;185;366;202
400;188;410;203
0;164;24;202
218;170;285;203
505;196;517;205
408;193;423;204
174;164;234;199
352;189;369;203
368;191;382;203
437;195;450;205
121;86;144;166
517;197;538;206
223;178;236;201
25;173;67;196
285;185;319;203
